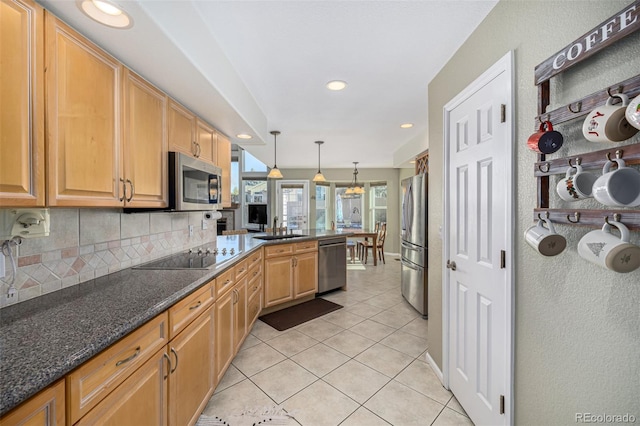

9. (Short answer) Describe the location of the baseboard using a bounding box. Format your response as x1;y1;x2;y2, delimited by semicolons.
425;351;445;385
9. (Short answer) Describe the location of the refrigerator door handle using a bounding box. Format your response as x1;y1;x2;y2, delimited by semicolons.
406;184;413;236
401;259;420;271
401;241;423;251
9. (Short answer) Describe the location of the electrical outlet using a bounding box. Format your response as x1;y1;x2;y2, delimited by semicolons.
0;255;4;279
201;220;208;230
188;225;194;237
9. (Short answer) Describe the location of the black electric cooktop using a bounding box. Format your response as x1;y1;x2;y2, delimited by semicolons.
134;244;241;270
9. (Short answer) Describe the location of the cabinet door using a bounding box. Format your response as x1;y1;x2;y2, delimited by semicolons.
233;277;248;354
294;251;318;298
217;132;231;207
264;256;294;308
77;350;168;426
45;14;122;206
0;0;44;207
168;100;196;157
214;291;234;384
247;287;262;329
0;380;64;426
168;306;214;426
196;119;215;164
122;69;168;208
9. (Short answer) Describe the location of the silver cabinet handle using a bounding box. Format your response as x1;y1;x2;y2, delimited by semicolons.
192;140;197;156
115;346;140;367
126;179;134;202
446;260;457;271
119;178;126;202
163;352;172;379
170;347;178;374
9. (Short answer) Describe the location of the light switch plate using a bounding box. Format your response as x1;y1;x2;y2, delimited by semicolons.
188;225;194;237
0;255;4;279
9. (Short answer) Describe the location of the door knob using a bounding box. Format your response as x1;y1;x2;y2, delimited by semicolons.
446;260;457;271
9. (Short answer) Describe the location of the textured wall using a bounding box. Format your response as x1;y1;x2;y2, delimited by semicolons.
427;0;640;423
0;209;217;308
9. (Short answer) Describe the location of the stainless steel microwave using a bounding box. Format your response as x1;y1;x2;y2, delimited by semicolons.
169;152;222;211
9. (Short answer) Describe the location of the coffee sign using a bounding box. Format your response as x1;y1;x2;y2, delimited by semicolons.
535;0;640;84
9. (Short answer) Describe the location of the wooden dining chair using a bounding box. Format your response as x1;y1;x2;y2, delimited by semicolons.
360;222;387;264
357;221;380;260
222;229;248;235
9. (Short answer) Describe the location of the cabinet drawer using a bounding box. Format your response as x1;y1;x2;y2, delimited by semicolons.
247;248;263;269
67;313;168;424
294;240;318;253
234;258;249;280
265;243;294;258
215;268;235;297
247;261;262;285
247;266;262;300
169;283;214;338
247;289;262;327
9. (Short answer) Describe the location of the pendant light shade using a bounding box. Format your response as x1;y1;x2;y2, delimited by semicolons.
312;141;326;182
267;130;283;179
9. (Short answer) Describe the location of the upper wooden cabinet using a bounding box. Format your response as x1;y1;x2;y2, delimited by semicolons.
45;14;122;206
122;69;168;208
217;131;232;208
0;0;45;207
196;119;216;165
168;100;197;158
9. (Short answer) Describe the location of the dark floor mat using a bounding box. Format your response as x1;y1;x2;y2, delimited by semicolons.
259;298;343;331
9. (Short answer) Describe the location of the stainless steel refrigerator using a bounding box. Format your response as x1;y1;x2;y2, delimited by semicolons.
401;174;428;317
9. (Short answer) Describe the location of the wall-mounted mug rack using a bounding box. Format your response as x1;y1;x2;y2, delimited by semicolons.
533;209;640;231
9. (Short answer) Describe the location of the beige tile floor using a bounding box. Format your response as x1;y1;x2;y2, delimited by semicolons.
200;256;474;426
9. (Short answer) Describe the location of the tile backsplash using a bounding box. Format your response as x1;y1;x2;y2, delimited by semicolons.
0;209;217;308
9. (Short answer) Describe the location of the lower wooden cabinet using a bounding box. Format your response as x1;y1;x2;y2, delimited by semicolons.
264;255;294;307
0;380;64;426
233;277;248;354
264;243;318;307
215;276;248;384
77;350;168;426
293;251;318;298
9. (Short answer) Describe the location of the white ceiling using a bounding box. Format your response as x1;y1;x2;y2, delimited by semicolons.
39;0;498;169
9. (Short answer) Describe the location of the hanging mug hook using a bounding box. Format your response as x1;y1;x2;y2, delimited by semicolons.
567;212;580;224
538;162;550;173
567;101;582;114
606;85;622;98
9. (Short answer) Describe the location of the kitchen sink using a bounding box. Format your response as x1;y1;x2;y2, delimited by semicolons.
253;234;307;241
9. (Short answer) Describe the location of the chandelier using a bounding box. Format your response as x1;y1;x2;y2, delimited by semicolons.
267;130;283;179
345;162;365;196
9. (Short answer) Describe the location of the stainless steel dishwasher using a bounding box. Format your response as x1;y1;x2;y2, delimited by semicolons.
317;237;347;294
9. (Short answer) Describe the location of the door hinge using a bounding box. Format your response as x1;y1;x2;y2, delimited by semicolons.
500;394;505;414
500;104;506;123
500;250;506;269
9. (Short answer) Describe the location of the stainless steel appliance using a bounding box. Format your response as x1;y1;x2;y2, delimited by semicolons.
401;174;428;317
169;152;222;211
317;237;347;294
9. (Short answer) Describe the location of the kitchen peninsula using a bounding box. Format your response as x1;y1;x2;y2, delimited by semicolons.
0;231;348;424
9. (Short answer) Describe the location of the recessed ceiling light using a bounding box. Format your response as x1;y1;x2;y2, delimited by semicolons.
236;134;252;140
409;160;416;164
78;0;133;29
400;123;414;129
326;80;347;91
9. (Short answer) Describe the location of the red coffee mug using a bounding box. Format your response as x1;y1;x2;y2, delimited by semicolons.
528;121;563;154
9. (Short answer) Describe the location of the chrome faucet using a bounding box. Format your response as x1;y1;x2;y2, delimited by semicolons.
273;216;278;235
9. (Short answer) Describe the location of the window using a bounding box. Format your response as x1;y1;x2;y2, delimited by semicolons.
230;160;240;204
335;187;363;229
242;150;267;172
315;184;329;230
370;182;387;225
242;179;267;227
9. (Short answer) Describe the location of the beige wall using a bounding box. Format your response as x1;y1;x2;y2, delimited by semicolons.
428;0;640;422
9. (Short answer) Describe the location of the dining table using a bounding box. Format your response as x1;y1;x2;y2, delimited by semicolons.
338;228;379;266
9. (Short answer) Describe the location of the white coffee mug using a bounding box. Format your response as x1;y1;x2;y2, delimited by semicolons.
556;165;598;201
626;93;640;131
578;221;640;273
592;158;640;207
524;218;566;257
582;94;638;142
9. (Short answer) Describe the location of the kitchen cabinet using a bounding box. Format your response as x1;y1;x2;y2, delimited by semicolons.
76;349;168;426
196;119;216;165
214;284;234;384
0;0;45;207
264;242;318;308
167;305;215;426
122;69;168;208
168;100;197;158
233;276;248;353
217;131;232;207
0;380;64;426
45;14;122;206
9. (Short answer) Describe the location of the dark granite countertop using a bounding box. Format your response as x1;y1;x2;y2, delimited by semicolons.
0;230;348;416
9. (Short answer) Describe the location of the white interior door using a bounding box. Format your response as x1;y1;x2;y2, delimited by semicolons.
276;181;309;230
443;52;513;426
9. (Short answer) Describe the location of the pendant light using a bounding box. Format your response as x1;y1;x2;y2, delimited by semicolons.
346;162;365;195
267;130;283;179
312;141;326;182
